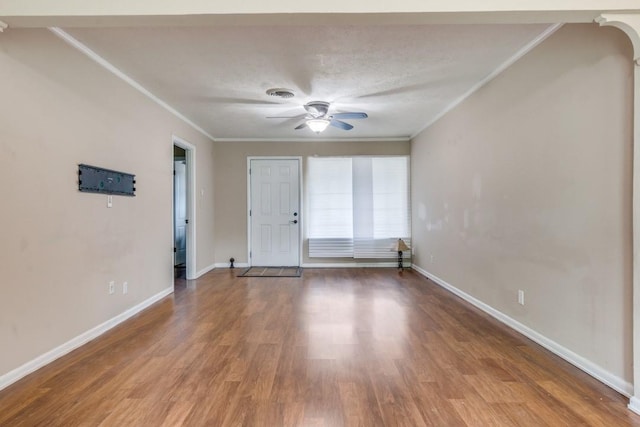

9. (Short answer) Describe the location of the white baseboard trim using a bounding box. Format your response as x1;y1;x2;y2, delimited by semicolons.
193;263;217;279
302;262;412;268
214;262;250;269
629;396;640;414
0;286;174;392
412;264;634;398
213;262;399;269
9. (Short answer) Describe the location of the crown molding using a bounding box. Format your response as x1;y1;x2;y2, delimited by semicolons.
410;23;563;139
214;137;410;143
48;27;215;142
45;27;412;144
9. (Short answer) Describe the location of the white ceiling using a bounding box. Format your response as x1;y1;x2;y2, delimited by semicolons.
65;24;553;141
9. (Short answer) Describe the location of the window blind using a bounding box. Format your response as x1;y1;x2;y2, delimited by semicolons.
308;156;410;258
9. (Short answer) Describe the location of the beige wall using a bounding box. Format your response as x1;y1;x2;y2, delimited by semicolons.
0;29;215;377
213;140;410;265
194;143;216;272
411;24;634;383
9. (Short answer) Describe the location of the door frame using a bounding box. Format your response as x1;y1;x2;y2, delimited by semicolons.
173;135;197;280
247;156;303;267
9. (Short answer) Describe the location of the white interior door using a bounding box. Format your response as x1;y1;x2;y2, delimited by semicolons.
174;160;187;266
250;159;300;266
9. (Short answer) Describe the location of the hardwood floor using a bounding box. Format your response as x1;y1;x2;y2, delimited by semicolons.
1;268;639;426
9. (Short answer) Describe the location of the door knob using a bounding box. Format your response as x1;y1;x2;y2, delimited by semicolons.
290;219;298;224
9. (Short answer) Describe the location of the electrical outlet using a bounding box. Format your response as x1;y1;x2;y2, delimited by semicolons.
123;282;128;294
518;290;525;306
107;195;113;208
109;281;115;295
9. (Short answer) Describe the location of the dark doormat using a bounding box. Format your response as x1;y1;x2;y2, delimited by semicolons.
238;267;302;277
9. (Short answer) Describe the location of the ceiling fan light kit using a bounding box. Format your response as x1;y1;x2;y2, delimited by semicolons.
266;100;368;134
307;118;331;133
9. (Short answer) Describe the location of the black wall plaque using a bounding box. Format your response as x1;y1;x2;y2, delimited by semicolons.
78;164;136;196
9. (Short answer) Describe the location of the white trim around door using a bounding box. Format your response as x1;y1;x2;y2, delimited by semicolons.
172;135;197;280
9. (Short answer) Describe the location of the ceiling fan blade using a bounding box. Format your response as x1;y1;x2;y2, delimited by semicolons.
331;112;368;120
196;96;283;106
266;114;307;119
330;119;354;131
294;122;308;130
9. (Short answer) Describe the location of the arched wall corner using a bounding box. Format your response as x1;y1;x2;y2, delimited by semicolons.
596;14;640;62
596;13;640;415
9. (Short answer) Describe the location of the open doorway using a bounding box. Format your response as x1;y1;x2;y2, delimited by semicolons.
174;146;187;279
172;136;196;283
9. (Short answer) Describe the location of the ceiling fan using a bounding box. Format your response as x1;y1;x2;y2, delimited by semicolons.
267;101;368;133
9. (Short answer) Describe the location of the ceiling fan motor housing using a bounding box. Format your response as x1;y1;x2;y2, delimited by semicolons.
267;100;367;133
305;101;330;117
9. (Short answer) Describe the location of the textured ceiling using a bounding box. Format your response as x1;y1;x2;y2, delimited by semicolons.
66;24;553;141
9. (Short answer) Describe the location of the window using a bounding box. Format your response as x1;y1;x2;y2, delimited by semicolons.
308;156;410;258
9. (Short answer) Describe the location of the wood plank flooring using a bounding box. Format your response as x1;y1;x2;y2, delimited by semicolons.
1;268;640;426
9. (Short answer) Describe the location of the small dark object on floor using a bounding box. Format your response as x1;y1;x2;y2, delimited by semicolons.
239;267;302;277
229;257;235;268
